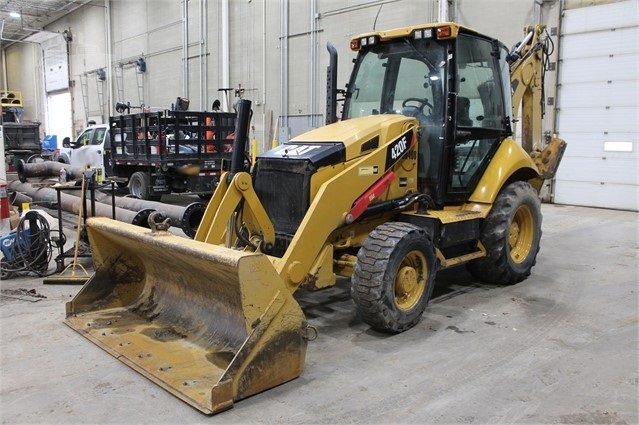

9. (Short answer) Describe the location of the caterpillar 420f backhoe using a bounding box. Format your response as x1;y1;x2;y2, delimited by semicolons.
66;22;566;414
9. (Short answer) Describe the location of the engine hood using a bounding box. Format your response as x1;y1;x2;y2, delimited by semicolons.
267;115;416;166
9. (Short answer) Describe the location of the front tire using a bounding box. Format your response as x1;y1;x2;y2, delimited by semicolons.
468;181;542;284
351;222;437;333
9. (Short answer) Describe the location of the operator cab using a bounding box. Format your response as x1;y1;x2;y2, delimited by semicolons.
342;24;513;206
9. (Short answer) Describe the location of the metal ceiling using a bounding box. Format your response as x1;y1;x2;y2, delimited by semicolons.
0;0;92;44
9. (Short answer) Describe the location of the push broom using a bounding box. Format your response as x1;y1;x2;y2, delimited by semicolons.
43;173;91;285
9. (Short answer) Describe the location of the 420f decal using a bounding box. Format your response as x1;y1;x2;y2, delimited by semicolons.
384;130;415;170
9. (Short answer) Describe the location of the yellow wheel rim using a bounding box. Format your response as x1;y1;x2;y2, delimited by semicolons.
394;250;428;311
509;205;534;264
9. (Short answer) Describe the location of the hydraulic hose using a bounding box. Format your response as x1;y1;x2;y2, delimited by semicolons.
1;211;55;279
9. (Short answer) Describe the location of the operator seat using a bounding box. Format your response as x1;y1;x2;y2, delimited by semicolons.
457;96;473;127
477;81;501;128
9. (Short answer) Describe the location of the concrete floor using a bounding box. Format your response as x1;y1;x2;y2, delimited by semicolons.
0;203;637;424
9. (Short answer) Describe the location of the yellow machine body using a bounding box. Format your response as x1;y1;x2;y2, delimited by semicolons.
66;21;565;415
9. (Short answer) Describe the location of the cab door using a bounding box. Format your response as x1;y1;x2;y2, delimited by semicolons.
442;33;512;204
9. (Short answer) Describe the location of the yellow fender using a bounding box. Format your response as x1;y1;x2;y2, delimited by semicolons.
469;138;539;204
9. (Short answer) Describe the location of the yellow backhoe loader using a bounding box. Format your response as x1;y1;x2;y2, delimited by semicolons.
66;22;566;414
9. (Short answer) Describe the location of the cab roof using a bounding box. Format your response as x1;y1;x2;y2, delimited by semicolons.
352;22;481;43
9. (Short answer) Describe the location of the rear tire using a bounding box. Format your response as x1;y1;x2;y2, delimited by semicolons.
129;172;161;201
26;154;43;163
351;222;437;333
467;181;542;284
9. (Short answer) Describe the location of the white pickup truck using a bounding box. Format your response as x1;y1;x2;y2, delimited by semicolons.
57;124;111;182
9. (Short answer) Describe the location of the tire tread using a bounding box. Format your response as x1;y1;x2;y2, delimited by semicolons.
352;222;436;332
468;181;542;284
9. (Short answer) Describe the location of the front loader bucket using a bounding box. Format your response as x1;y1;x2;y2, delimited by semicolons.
65;217;307;415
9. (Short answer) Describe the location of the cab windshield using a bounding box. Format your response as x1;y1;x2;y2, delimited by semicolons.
342;37;447;125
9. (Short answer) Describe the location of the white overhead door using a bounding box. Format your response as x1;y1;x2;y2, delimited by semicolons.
554;0;638;211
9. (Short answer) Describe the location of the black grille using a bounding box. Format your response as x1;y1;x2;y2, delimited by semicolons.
254;158;315;254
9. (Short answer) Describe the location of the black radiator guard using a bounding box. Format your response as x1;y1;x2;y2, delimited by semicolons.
254;142;345;256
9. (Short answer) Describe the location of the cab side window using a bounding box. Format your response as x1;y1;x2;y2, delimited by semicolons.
449;35;507;192
92;128;107;145
346;53;387;118
75;129;92;148
456;35;506;129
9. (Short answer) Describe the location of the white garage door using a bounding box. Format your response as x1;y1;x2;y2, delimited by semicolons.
554;0;638;211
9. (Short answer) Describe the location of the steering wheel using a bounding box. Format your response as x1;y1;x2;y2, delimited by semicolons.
402;97;433;114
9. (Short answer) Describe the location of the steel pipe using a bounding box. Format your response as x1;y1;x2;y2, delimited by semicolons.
17;160;86;183
64;189;208;238
9;191;32;207
180;202;208;238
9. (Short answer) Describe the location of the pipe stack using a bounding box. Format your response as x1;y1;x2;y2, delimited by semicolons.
7;181;155;228
8;181;208;238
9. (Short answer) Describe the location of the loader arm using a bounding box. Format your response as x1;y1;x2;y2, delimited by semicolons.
275;138;410;290
196;118;419;292
194;171;275;249
66;98;309;415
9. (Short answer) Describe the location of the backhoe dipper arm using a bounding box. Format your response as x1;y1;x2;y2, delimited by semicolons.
509;24;547;153
509;24;567;188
